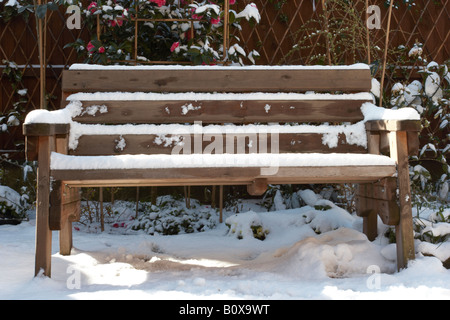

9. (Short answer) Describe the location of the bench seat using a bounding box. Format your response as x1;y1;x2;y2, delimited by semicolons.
50;152;396;187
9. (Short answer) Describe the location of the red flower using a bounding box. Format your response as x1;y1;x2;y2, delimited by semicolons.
211;17;220;25
98;46;105;53
170;42;180;52
108;19;123;27
87;2;97;14
112;222;126;228
191;8;202;20
149;0;165;7
87;41;95;53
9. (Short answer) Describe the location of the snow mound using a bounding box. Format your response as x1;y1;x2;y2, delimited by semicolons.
225;190;358;242
0;185;23;210
270;228;395;279
304;199;356;234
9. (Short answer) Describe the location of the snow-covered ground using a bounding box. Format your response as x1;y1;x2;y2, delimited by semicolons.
0;194;449;300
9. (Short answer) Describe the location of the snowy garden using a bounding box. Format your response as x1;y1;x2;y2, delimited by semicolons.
0;0;449;300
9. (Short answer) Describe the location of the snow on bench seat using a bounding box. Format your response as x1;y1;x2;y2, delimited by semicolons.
50;152;397;187
50;152;396;170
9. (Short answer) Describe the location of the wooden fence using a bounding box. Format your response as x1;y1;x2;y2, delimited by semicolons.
1;0;449;157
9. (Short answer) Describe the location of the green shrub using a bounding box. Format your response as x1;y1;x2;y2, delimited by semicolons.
129;195;218;235
0;185;29;221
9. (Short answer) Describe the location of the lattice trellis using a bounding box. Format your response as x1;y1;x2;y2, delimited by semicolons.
236;0;449;70
0;6;91;155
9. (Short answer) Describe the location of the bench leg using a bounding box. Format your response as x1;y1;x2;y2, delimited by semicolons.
363;211;378;241
35;136;53;277
355;184;378;241
389;131;415;270
59;219;73;256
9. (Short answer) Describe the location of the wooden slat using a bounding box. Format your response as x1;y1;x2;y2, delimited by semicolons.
53;167;260;186
62;68;371;93
70;133;368;156
23;123;70;136
51;165;395;187
68;99;368;124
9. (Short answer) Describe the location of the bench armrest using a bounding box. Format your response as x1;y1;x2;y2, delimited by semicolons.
365;120;421;157
23;123;70;162
23;123;70;136
365;119;421;132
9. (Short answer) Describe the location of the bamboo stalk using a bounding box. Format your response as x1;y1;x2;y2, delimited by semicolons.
223;0;230;63
365;0;371;64
321;0;332;65
219;185;223;223
37;0;46;109
100;187;104;232
211;185;216;209
379;0;395;107
135;186;139;218
96;14;101;40
190;0;194;43
134;3;138;65
184;186;191;209
150;186;157;205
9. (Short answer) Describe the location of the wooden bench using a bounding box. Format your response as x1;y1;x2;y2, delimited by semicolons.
23;64;421;277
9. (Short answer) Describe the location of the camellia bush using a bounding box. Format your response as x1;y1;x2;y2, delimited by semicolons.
65;0;261;65
383;44;449;206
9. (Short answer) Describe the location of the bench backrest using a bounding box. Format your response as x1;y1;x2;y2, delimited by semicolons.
61;64;373;157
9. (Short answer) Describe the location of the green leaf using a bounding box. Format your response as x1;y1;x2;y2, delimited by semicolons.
47;2;59;11
35;4;47;19
18;5;33;14
63;43;73;49
228;10;236;24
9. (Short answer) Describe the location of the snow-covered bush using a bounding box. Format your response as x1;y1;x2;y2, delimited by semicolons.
380;47;449;206
262;185;301;211
373;45;449;252
1;60;28;136
414;207;449;244
0;185;29;222
129;195;218;235
64;0;260;65
0;155;35;222
226;211;269;240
